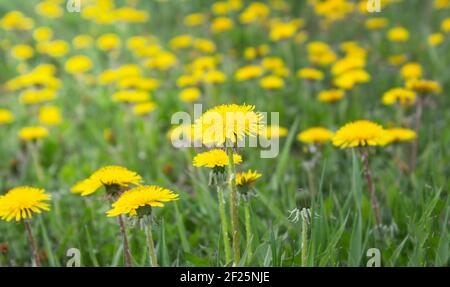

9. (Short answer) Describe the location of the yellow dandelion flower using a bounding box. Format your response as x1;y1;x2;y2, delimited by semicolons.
73;35;93;50
179;87;201;103
259;75;285;90
11;44;34;60
36;1;63;19
400;62;422;80
406;79;442;94
297;127;334;144
382;88;416;106
65;55;93;74
193;149;242;169
236;170;262;187
97;33;121;51
387;26;409;42
38;106;62;126
19;89;57;105
33;26;53;42
259;125;288;139
318;89;345;103
428;33;444;46
71;165;143;196
297;68;324;81
18;126;49;141
332;120;386;149
112;90;150;103
365;17;388;30
194;104;263;145
0;187;50;222
235;65;263;81
184;13;206;27
0;109;14;125
381;128;416;146
106;185;179;217
133;102;157;116
211;17;234;33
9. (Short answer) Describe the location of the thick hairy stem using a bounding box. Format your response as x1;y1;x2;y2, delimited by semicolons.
117;215;133;267
361;151;382;226
227;145;240;265
217;185;232;264
24;220;40;267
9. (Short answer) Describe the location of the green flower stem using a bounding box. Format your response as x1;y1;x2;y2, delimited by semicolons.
217;185;232;264
226;145;240;265
24;219;40;267
144;219;158;267
117;214;133;267
244;200;252;262
300;210;309;267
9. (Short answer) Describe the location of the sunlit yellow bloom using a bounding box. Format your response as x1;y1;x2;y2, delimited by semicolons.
259;125;288;139
203;70;226;84
115;7;149;23
169;34;193;50
297;68;324;81
334;69;371;90
331;57;365;76
406;79;442;94
0;187;50;222
71;166;143;196
235;65;264;81
117;77;160;91
400;62;422;80
428;33;445;46
194;38;217;53
144;51;177;71
179;87;201;102
133;102;157;116
33;27;53;42
442;18;450;33
435;0;450;9
73;35;93;50
65;55;93;74
0;109;14;125
11;45;34;60
365;17;388;30
387;26;409;42
333;120;386;148
382;88;416;106
318;89;345;103
106;185;178;217
381;128;416;146
298;127;334;144
236;170;262;187
39;40;70;58
193;149;242;168
211;17;234;33
36;1;63;18
18;126;49;141
270;21;298;41
259;75;285;90
239;2;270;24
194;104;263;145
39;106;62;126
20;89;57;105
184;13;206;27
97;33;121;51
0;11;34;31
112;90;150;103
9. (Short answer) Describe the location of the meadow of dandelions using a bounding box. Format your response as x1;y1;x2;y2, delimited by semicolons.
0;0;449;267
